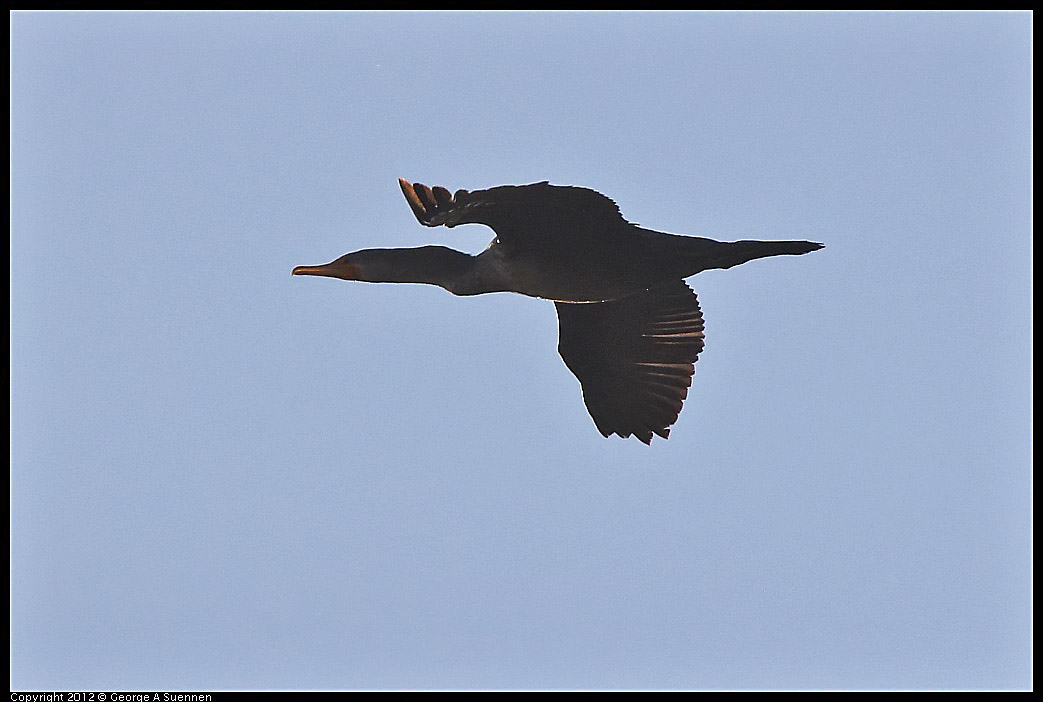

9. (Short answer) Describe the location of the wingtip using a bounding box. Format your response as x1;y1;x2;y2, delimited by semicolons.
398;178;428;223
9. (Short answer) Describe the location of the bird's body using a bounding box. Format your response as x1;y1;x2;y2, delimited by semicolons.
293;179;822;444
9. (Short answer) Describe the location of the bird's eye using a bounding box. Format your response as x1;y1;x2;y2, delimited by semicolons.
494;237;501;245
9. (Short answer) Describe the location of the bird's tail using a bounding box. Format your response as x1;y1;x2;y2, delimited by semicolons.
678;237;824;273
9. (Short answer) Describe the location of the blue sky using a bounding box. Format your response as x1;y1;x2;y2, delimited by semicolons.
11;11;1031;691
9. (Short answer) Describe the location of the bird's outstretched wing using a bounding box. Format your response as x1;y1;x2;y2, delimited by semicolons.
555;281;705;444
399;178;627;247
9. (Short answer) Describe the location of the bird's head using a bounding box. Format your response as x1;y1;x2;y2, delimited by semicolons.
292;250;368;281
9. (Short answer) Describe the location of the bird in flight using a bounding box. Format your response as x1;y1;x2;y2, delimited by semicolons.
293;179;822;444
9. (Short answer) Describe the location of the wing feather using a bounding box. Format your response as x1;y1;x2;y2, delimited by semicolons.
398;178;627;246
555;281;705;444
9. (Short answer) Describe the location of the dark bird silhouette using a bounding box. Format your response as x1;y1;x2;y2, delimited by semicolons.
293;179;822;444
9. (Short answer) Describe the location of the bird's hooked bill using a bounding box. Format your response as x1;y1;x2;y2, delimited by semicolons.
291;264;329;276
291;261;360;279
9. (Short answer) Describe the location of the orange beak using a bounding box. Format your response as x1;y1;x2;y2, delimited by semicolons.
291;262;361;279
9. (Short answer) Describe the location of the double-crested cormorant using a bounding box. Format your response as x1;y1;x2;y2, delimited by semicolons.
293;179;822;444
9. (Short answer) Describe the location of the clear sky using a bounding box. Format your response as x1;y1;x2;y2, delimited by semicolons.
11;11;1032;691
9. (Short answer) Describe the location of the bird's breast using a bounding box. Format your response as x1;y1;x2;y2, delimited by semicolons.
482;247;654;303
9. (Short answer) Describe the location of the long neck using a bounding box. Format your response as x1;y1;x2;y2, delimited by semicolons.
294;245;505;296
352;246;494;296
